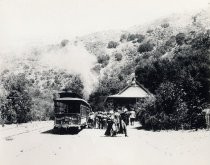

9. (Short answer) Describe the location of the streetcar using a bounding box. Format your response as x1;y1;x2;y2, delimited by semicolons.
53;91;92;130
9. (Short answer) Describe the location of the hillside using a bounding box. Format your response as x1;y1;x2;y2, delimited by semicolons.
0;7;210;125
74;8;210;86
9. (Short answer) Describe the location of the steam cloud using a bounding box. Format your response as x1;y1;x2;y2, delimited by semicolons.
0;41;98;99
40;41;98;98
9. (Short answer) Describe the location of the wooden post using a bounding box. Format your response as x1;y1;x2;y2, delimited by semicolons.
203;109;210;130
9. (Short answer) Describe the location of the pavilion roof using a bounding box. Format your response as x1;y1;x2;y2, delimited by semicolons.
107;80;152;99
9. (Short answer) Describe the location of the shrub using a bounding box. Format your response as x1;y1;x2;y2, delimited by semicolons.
136;34;145;43
127;34;145;43
147;29;153;34
191;31;210;50
127;34;136;41
176;33;186;45
60;39;69;47
137;42;154;53
97;54;110;67
107;41;119;48
161;23;170;28
165;36;176;47
114;53;123;61
120;34;128;42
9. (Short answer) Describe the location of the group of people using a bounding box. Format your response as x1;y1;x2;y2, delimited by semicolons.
87;107;136;137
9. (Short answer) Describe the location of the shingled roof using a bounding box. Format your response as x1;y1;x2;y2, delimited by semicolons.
107;80;152;99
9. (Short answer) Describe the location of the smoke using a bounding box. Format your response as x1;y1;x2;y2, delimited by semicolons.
0;40;98;99
39;41;98;98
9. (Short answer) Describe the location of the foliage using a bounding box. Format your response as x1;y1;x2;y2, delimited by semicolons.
127;33;145;43
97;54;110;67
0;67;85;124
60;39;69;47
0;73;32;124
135;30;210;130
161;23;170;28
89;71;127;111
120;34;128;42
107;41;119;48
114;53;123;61
63;74;84;97
165;36;176;47
137;42;154;53
175;33;186;45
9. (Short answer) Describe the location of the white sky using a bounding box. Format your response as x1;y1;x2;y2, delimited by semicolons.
0;0;209;50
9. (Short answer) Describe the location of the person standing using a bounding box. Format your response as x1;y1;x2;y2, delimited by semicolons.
130;109;136;126
119;114;128;137
121;107;129;125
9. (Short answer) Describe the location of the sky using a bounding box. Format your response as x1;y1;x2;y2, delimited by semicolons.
0;0;209;50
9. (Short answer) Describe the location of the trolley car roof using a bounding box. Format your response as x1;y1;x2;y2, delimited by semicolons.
54;98;90;107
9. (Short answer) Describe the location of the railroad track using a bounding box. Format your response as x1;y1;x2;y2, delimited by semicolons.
0;125;28;132
1;123;53;140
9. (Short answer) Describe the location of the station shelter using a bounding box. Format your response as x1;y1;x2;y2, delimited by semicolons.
105;79;152;111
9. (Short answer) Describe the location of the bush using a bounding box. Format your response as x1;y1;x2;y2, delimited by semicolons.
165;36;176;47
147;29;153;34
97;55;110;67
107;41;119;48
136;34;145;43
60;39;69;47
127;34;136;41
137;42;154;53
127;34;145;43
114;53;123;61
161;23;170;28
191;31;210;50
120;34;128;42
176;33;186;45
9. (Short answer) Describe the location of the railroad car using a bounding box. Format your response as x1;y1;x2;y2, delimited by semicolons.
54;91;92;130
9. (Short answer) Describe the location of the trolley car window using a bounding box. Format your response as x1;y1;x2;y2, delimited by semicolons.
80;105;90;117
54;101;80;114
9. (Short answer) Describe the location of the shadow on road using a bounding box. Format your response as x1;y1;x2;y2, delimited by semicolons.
42;128;81;135
132;126;144;130
100;135;127;138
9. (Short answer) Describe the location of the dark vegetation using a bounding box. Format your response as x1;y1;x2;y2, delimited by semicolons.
107;41;119;48
135;30;210;130
97;54;110;67
120;33;145;43
89;23;210;130
137;42;154;53
0;67;84;124
0;12;209;131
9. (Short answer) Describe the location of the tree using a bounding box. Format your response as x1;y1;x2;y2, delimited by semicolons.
63;74;84;97
135;30;210;130
1;73;32;123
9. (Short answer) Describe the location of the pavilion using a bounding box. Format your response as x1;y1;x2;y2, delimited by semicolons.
105;78;152;110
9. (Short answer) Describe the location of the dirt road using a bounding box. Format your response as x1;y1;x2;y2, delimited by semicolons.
0;121;209;165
